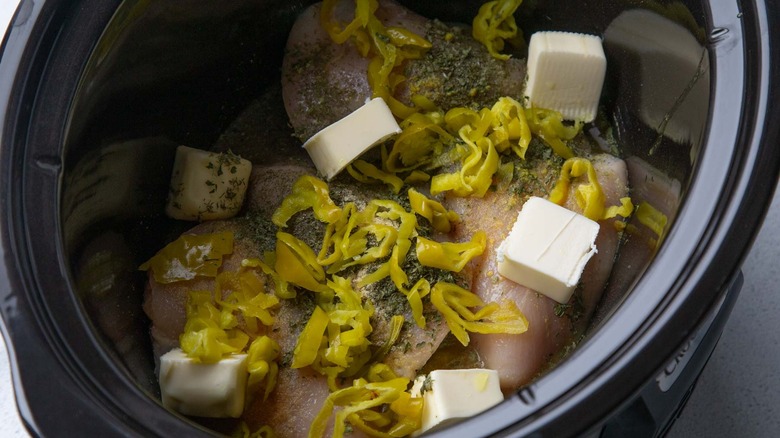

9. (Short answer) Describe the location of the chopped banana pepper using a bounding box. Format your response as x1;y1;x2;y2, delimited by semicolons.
636;201;669;245
319;0;375;45
403;170;430;184
472;0;524;60
356;200;418;290
408;188;459;233
272;175;342;228
405;98;574;198
430;125;500;197
385;112;453;173
180;289;250;364
291;305;330;369
247;336;281;401
490;97;533;158
243;256;295;299
236;423;278;438
275;232;329;293
416;232;487;273
404;278;431;328
172;249;282;400
549;157;635;221
215;268;280;332
291;276;375;390
431;282;529;346
347;160;404;193
309;364;422;438
320;0;431;119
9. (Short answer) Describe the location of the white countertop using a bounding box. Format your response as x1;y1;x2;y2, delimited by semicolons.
1;2;779;436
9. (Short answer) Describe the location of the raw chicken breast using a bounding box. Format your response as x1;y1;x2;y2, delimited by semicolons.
594;157;680;321
283;0;525;141
144;165;456;435
448;153;629;391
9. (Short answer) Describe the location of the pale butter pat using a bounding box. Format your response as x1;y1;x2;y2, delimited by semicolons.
165;146;252;221
524;31;606;122
497;197;599;303
159;348;248;418
410;369;503;436
303;97;401;180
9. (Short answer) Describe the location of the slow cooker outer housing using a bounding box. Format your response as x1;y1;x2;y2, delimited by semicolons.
0;0;778;437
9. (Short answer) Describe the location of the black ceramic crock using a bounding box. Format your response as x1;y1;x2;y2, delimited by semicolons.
1;0;779;436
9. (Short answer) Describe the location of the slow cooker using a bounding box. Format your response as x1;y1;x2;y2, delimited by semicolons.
1;0;778;436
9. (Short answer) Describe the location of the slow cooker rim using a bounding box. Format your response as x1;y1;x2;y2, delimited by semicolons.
0;0;218;436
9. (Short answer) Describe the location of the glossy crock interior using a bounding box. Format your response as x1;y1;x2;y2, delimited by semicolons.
1;0;778;436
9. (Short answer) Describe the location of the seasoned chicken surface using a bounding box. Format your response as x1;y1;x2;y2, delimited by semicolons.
283;0;525;141
449;153;628;390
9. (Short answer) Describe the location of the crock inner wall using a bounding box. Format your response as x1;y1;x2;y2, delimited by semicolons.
58;0;714;434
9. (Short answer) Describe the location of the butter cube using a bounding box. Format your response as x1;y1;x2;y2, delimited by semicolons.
165;146;252;221
159;349;248;418
497;197;599;303
410;369;503;435
524;31;607;122
303;97;401;180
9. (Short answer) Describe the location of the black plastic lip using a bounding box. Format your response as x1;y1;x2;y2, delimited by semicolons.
1;1;779;437
0;1;213;436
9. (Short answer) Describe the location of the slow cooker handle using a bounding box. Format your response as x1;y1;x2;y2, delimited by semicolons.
600;272;743;437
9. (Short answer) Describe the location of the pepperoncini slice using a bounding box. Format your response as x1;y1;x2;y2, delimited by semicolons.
292;276;376;388
386;26;432;58
408;188;460;233
215;269;279;332
430;282;528;346
179;290;250;363
604;197;635;220
243;256;295;299
416;232;487;273
525;107;581;159
347;160;404;193
247;335;281;401
385;112;453;173
334;224;398;273
318;203;355;267
636;201;668;244
491;97;532;158
320;0;431;119
430;126;499;197
372;315;406;360
472;0;524;60
275;232;328;293
402;278;430;328
404;170;430;184
319;0;377;45
357;200;417;290
272;175;342;228
292;305;330;369
549;158;635;222
309;364;418;438
444;107;482;133
319;202;399;275
548;157;602;220
236;423;277;438
139;232;234;284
